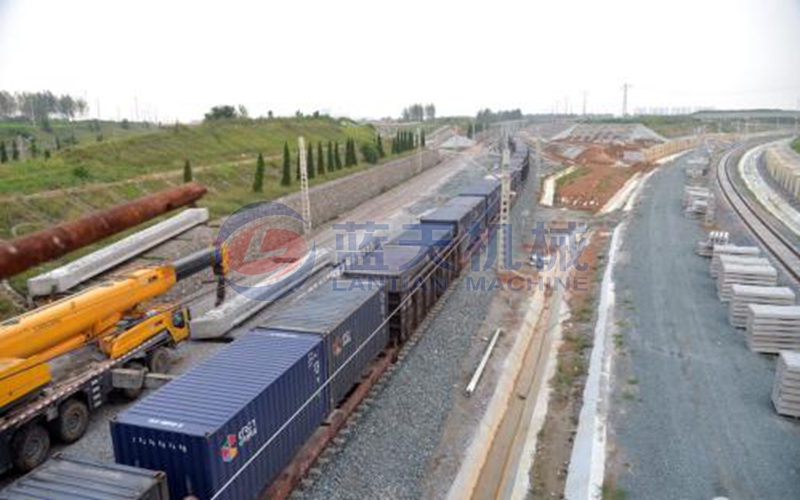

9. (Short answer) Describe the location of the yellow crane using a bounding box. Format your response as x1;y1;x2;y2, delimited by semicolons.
0;246;227;473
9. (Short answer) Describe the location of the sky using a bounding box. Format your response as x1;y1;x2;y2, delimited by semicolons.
0;0;798;122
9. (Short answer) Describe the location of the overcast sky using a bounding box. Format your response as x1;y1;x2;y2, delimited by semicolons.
0;0;798;122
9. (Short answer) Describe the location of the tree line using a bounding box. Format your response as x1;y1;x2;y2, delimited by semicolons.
475;108;524;123
0;90;89;126
401;103;436;122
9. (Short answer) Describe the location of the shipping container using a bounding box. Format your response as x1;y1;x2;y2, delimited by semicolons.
111;330;329;500
420;197;485;266
389;226;458;298
459;179;501;224
0;453;169;500
343;245;439;345
263;279;387;406
448;195;488;229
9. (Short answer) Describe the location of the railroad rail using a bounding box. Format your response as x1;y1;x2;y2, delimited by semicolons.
717;142;800;283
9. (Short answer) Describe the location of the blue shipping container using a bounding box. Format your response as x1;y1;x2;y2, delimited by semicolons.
263;279;387;408
111;330;329;500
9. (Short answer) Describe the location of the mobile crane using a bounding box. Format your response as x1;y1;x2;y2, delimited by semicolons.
0;246;228;474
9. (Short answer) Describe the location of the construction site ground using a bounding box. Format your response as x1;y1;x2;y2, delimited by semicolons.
605;149;800;499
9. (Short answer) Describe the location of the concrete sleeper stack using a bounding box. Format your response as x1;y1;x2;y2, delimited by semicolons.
710;244;760;277
772;351;800;417
746;305;800;354
717;262;777;302
729;285;796;329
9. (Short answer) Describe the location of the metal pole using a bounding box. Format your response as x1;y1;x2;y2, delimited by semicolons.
298;137;312;233
465;328;502;396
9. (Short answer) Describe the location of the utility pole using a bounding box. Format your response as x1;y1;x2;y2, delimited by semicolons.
134;95;140;122
621;83;632;117
498;138;511;272
582;91;587;116
298;137;312;234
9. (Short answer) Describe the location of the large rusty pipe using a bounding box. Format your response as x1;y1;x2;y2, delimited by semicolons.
0;182;207;279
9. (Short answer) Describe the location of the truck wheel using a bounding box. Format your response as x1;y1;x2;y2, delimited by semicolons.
121;361;145;400
148;347;172;374
56;398;90;443
11;423;50;472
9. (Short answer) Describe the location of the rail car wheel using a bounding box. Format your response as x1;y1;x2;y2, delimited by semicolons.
55;398;90;443
121;361;145;400
148;347;172;374
11;423;50;472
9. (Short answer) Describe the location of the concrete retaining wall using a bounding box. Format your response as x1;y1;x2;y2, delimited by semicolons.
765;139;800;201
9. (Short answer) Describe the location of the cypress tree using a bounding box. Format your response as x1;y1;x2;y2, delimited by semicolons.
346;139;354;167
44;149;51;160
296;148;300;180
30;139;38;158
307;142;315;179
0;142;6;163
351;139;358;166
11;140;19;161
281;142;291;186
376;134;385;158
327;141;334;171
421;130;426;148
183;159;193;182
55;136;61;150
253;153;265;192
344;140;350;167
334;142;342;169
318;142;325;175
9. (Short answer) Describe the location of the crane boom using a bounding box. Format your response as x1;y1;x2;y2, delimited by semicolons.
0;245;228;412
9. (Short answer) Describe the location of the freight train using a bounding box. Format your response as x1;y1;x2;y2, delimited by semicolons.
1;142;531;500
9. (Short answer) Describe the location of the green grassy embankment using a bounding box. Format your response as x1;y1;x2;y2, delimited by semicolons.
0;116;414;315
791;137;800;154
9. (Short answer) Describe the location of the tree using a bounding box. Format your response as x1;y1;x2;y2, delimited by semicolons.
0;142;6;163
376;134;385;157
57;95;76;120
204;105;237;120
351;139;358;166
29;139;38;158
267;110;274;119
345;139;354;167
55;136;61;150
253;153;265;192
307;142;315;179
334;142;342;169
327;142;334;172
281;142;291;186
360;142;379;164
421;130;426;148
424;104;436;121
467;123;474;139
296;149;300;180
317;142;325;175
238;105;249;118
44;149;51;160
0;91;16;117
184;159;193;182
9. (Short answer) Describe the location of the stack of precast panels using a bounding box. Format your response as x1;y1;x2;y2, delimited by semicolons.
746;305;800;354
717;262;778;302
710;245;761;276
729;285;796;328
772;351;800;417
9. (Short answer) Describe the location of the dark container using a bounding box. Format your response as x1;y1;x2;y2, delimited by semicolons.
343;246;438;345
389;225;459;294
420;196;484;237
0;453;169;500
459;178;501;224
263;279;387;407
448;195;488;228
111;330;329;500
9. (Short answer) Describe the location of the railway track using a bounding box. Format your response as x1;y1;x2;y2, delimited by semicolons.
717;141;800;283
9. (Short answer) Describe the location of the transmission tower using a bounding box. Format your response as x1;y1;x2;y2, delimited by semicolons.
622;83;632;117
298;136;312;233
